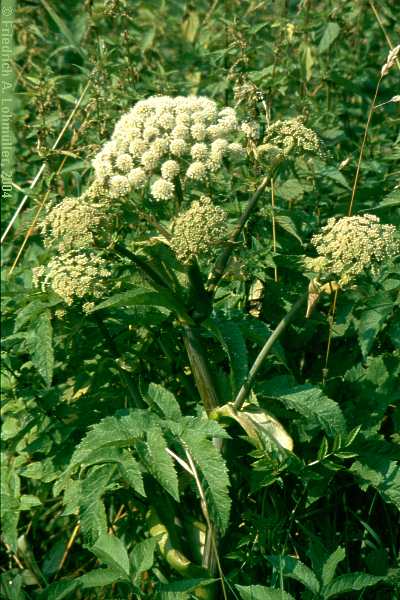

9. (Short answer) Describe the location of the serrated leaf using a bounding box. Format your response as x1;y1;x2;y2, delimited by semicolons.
70;409;154;468
236;585;296;600
181;431;231;533
147;383;181;421
356;294;393;358
260;377;346;436
26;309;54;387
138;428;179;501
321;546;346;586
350;455;400;509
318;22;340;53
268;555;320;594
78;446;145;497
323;572;383;598
90;533;130;578
79;464;114;545
14;300;48;333
130;537;157;578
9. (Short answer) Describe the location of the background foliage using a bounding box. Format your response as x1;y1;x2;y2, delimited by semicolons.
1;1;399;599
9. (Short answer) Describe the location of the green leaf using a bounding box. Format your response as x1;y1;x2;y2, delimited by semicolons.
36;580;80;600
260;377;346;436
90;287;188;318
40;0;85;56
318;22;341;53
321;546;346;586
268;555;320;594
147;383;182;421
78;567;125;589
26;309;54;387
79;464;114;545
350;455;400;509
181;431;231;533
76;446;145;497
356;293;393;358
130;537;158;578
138;428;179;501
323;572;384;598
208;317;248;393
274;214;303;244
70;409;154;468
90;533;130;578
236;585;296;600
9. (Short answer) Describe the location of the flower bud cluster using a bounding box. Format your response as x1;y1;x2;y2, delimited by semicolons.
264;116;321;156
41;197;106;251
90;96;249;202
305;214;399;286
32;250;112;306
170;196;227;263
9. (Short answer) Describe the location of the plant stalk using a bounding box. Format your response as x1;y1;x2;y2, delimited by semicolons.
233;292;307;410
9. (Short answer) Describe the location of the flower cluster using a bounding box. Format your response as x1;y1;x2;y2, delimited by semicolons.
90;96;248;202
170;196;227;263
264;116;321;156
33;250;112;307
305;214;399;286
41;197;106;251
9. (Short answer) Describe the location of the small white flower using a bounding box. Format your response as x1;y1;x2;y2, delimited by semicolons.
127;167;147;188
170;138;188;156
161;160;180;180
151;177;175;201
115;153;133;173
191;143;209;160
109;175;131;198
186;161;208;180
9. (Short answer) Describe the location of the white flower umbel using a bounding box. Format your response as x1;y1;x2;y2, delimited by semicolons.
306;214;399;286
32;250;112;305
90;95;248;202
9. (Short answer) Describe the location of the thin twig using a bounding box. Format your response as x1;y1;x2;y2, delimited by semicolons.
1;79;91;245
322;286;339;385
369;0;400;70
57;523;80;573
234;293;307;410
347;76;382;216
271;177;278;282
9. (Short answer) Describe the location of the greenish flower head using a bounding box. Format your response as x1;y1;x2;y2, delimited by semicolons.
305;214;399;286
170;196;227;263
263;116;321;157
41;197;106;251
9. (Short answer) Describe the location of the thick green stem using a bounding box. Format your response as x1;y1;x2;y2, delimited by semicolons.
183;325;220;414
233;292;308;410
114;242;168;289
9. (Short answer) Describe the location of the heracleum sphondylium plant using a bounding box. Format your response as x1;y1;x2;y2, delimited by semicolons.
15;92;400;599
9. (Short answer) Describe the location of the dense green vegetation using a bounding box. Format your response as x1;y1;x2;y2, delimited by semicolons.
1;1;399;599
